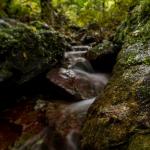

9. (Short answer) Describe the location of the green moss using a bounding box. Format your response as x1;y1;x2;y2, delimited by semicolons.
137;76;150;102
0;19;69;84
114;0;150;46
128;134;150;150
144;57;150;65
85;40;114;60
0;68;13;80
82;1;150;149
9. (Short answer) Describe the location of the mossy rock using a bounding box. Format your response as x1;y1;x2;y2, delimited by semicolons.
0;19;70;84
82;1;150;150
85;40;116;72
128;133;150;150
85;40;114;60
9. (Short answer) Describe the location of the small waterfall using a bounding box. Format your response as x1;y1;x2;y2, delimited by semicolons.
72;45;91;51
73;69;109;86
66;129;79;150
65;48;109;89
16;128;50;150
65;51;94;73
71;58;94;73
64;47;94;73
66;97;95;113
61;49;109;150
64;98;96;150
13;47;110;150
64;51;87;58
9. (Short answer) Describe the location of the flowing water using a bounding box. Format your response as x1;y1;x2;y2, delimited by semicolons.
15;47;109;150
66;97;96;114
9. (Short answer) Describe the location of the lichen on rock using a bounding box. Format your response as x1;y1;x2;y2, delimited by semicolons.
82;1;150;149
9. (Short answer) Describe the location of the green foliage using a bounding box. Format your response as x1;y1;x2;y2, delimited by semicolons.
0;0;148;34
0;0;41;20
51;0;135;26
10;0;41;18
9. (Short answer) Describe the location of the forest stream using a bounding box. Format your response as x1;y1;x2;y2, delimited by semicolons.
9;46;109;150
0;0;150;150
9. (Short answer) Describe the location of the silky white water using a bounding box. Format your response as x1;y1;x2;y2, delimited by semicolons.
66;129;79;150
73;69;109;86
66;97;96;113
15;48;110;150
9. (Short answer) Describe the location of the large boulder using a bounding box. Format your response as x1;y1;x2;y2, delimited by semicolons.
85;40;116;72
0;19;71;108
0;19;69;84
47;68;109;100
82;1;150;150
0;100;45;150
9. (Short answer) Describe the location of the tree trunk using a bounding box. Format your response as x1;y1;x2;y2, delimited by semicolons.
2;0;11;16
40;0;54;25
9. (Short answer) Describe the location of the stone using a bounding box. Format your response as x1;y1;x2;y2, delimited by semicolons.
85;40;116;72
82;1;150;150
128;133;150;150
47;68;105;100
0;19;71;108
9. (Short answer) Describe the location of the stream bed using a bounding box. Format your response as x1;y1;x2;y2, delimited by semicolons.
0;47;110;150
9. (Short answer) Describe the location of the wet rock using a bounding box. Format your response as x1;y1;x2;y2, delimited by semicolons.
0;119;22;150
0;20;67;84
0;100;46;150
49;49;109;100
0;19;71;108
85;40;117;72
47;68;94;100
0;95;95;150
10;99;85;150
81;35;97;45
47;68;108;100
85;40;114;60
82;1;150;150
42;99;91;150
